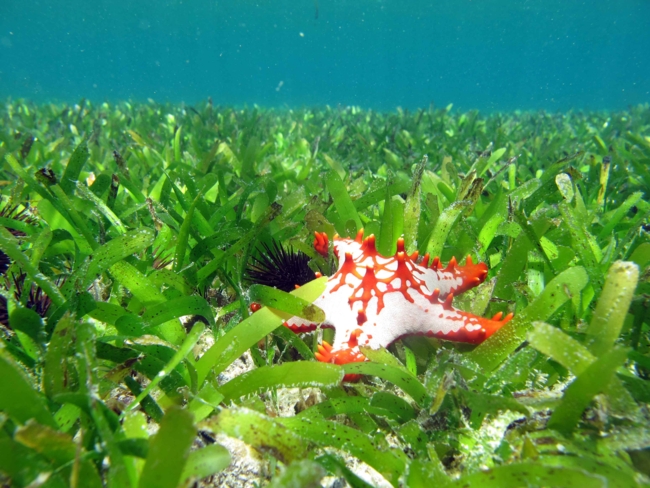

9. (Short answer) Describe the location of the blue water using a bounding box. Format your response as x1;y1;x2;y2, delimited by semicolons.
1;0;649;112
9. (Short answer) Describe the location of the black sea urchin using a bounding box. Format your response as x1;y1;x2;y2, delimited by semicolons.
0;200;37;275
247;241;316;292
0;273;54;327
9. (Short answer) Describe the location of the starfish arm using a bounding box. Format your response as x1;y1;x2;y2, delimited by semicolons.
313;231;329;258
419;256;489;297
311;309;512;368
416;307;513;344
321;291;512;355
446;256;490;295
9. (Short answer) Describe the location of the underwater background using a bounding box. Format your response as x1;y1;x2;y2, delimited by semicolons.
4;1;650;487
1;0;649;112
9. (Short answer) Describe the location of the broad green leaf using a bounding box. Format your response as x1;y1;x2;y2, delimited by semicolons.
29;225;52;267
189;224;248;262
492;230;534;301
37;197;94;254
353;179;410;211
403;156;426;253
599;426;650;452
88;302;127;325
207;408;309;463
54;403;81;433
197;202;281;282
4;153;78;236
96;341;139;364
71;321;131;488
370;392;416;423
15;420;75;467
47;291;97;329
360;345;405;368
250;192;269;223
273;325;315;360
219;362;343;402
629;242;650;268
173;125;182;163
128;347;189;399
124;376;164;424
76;182;128;234
188;382;225;422
127;323;204;413
298;396;407;423
548;347;628;435
122;410;150;445
240;135;260;179
314;454;375;488
60;139;89;194
478;212;505;253
480;147;507;176
268;460;326;488
437;180;456;202
142;296;214;328
469;266;589;372
44;313;76;399
425;200;471;259
457;389;529;429
0;426;69;488
585;261;638;356
555;173;574;201
138;407;195;488
15;420;103;488
114;314;146;337
537;453;640;487
195;307;281;385
195;277;326;385
118;172;147;203
173;192;199;272
89;172;111;196
559;201;602;278
248;284;325;322
84;228;155;287
283;416;406;487
117;438;149;458
109;261;165;303
391;198;405;250
0;226;65;307
509;177;541;201
181;444;231;484
378;182;396;256
48;184;99;251
0;351;56;428
342;362;429;406
9;307;44;346
528;322;594;375
598;192;643;239
148;268;193;295
109;261;185;344
0;216;36;236
448;462;605;487
522;153;581;213
327;170;362;233
407;458;451;488
323;153;347;179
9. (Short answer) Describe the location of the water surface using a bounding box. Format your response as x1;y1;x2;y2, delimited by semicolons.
1;0;649;111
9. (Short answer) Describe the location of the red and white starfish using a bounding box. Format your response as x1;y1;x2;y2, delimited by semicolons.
285;230;512;367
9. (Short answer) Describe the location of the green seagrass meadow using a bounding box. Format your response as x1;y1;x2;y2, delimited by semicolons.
1;99;650;487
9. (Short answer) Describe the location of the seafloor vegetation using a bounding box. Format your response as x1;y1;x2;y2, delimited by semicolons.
0;98;649;487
